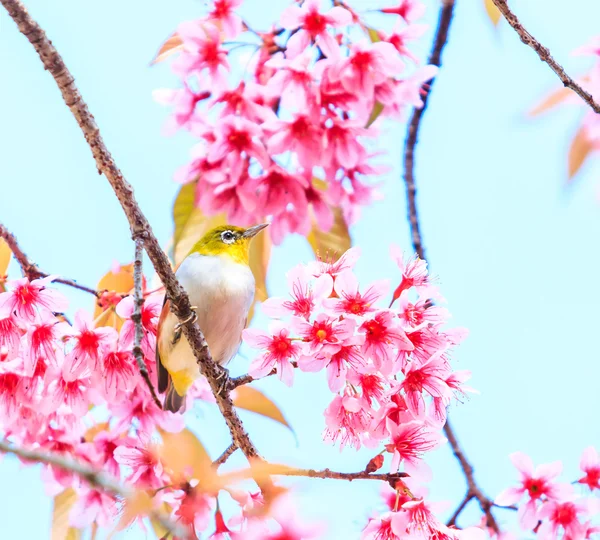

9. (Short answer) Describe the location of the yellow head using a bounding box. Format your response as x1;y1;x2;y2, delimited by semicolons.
188;223;269;264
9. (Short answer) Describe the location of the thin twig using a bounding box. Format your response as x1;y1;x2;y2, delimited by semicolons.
402;0;500;533
446;492;473;527
276;468;408;483
0;222;99;296
212;443;238;468
0;439;188;539
491;0;600;114
228;361;298;390
0;0;266;478
132;239;162;409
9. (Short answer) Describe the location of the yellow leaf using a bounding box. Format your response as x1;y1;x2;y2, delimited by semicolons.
83;422;110;443
528;86;574;117
93;263;135;329
568;126;595;180
158;428;215;489
172;182;227;266
366;26;381;43
484;0;501;26
115;491;153;533
0;238;11;277
233;386;293;433
306;206;352;264
365;101;384;128
151;32;183;65
246;227;271;324
93;307;117;329
52;489;80;540
149;502;172;539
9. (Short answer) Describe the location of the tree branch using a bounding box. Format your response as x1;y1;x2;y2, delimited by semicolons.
0;222;99;297
275;468;408;485
212;443;238;468
0;0;265;470
491;0;600;114
228;361;298;390
132;239;162;409
402;0;500;533
0;439;188;538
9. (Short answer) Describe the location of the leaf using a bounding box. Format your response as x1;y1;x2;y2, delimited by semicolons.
0;238;11;276
233;386;293;433
365;101;384;128
528;86;574;117
83;422;110;443
151;32;183;65
484;0;501;26
93;263;135;329
306;206;352;263
247;228;272;323
150;502;173;539
172;182;226;266
568;126;595;180
366;26;381;43
158;428;215;489
115;491;153;533
52;488;80;540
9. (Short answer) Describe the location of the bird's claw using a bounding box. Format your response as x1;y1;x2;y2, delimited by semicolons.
173;306;198;343
215;365;231;396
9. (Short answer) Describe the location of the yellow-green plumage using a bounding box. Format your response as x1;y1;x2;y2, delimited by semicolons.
156;223;268;413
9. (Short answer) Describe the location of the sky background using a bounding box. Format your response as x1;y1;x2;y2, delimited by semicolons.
1;0;600;538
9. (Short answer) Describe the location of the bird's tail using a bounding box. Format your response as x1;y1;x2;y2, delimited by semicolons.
164;382;186;413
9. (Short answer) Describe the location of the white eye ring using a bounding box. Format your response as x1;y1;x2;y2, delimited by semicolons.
221;230;236;244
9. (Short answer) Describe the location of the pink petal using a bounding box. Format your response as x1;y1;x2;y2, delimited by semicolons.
260;297;288;318
242;328;271;348
518;499;539;530
581;446;599;470
509;451;534;477
313;273;334;301
248;355;274;379
278;360;294;386
279;4;304;29
334;269;359;297
326;6;352;26
316;32;341;60
494;486;523;507
536;460;562;480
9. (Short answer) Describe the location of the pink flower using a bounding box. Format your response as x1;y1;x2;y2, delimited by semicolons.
174;21;229;86
264;112;324;168
381;0;427;23
362;511;410;539
495;452;572;529
269;204;311;245
402;498;458;539
0;372;22;422
245;166;308;218
280;0;351;59
44;368;90;417
208;115;270;170
113;439;164;489
383;20;428;61
243;322;301;386
389;245;435;305
308;246;361;279
538;500;587;539
116;292;161;359
23;320;70;375
359;311;413;373
266;50;316;110
64;310;117;379
262;264;333;320
305;182;334;232
396;297;449;330
152;83;210;135
400;352;451;418
324;270;388;317
70;486;117;528
0;276;68;323
385;419;445;472
323;394;371;450
168;483;214;537
207;0;243;38
329;40;404;98
211;81;276;123
198;175;258;226
294;313;355;356
391;65;439;110
348;368;387;407
98;341;136;401
322;117;368;170
0;315;21;362
578;447;600;490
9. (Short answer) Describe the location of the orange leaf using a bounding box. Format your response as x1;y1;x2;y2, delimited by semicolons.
568;126;595;180
158;428;215;490
306;205;352;264
0;239;11;277
247;228;271;324
151;32;183;65
115;491;153;533
93;263;135;328
232;386;293;433
83;422;110;443
484;0;501;26
52;488;81;540
528;86;574;117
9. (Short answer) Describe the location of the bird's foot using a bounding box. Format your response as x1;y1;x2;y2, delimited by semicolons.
173;306;198;344
215;365;231;396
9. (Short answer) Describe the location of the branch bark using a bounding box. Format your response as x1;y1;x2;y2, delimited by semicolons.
212;443;238;468
0;222;99;297
402;0;500;533
132;239;162;409
275;468;408;484
491;0;600;114
0;0;263;467
0;439;188;538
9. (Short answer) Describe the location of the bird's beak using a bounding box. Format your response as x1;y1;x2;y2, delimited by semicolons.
242;223;269;238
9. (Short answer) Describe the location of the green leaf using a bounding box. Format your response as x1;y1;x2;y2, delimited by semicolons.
366;26;381;43
365;101;384;128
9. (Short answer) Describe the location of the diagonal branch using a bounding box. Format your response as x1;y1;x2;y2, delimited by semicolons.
212;442;238;468
402;0;499;533
275;468;408;484
0;222;99;297
0;0;266;473
0;439;188;539
132;239;162;409
491;0;600;114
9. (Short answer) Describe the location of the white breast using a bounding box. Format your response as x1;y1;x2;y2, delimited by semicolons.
167;253;255;370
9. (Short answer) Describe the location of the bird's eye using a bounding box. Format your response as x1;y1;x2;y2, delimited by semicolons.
221;230;235;244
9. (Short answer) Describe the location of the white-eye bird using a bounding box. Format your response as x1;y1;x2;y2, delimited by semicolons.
156;223;269;413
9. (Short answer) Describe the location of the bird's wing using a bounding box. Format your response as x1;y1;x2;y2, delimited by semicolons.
156;296;172;394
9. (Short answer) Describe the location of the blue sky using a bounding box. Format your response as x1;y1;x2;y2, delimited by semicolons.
1;0;600;538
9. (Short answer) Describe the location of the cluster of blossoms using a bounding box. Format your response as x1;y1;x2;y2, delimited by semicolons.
492;449;600;539
0;275;320;537
154;0;436;244
243;245;480;538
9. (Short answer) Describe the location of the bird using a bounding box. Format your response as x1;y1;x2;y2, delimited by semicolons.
156;223;269;413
